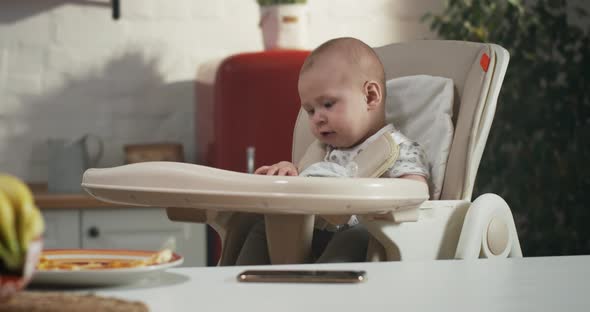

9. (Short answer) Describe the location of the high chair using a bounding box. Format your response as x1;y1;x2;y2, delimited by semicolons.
82;40;522;265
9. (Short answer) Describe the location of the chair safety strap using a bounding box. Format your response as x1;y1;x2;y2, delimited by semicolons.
297;133;400;227
297;132;399;177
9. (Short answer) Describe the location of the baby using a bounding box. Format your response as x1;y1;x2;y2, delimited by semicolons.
236;37;430;265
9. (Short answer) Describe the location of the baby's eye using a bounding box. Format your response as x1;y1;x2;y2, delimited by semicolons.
323;101;334;109
306;108;315;116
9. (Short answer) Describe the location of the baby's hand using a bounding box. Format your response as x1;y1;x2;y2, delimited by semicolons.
254;161;298;176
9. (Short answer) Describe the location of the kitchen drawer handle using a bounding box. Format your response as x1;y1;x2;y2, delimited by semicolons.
88;226;100;238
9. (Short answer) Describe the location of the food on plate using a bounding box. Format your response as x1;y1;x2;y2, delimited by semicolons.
36;249;173;271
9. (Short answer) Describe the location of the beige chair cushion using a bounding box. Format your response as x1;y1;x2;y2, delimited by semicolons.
385;75;454;199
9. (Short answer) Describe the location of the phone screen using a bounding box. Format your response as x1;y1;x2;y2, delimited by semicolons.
237;269;366;283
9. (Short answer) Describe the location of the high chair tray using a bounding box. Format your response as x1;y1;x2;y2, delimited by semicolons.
82;162;429;215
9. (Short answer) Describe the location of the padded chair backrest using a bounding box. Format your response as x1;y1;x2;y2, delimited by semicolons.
385;75;454;200
292;40;509;201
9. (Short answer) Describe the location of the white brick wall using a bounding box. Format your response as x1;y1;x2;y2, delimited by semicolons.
0;0;441;182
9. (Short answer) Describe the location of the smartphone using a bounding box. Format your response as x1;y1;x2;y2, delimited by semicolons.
237;269;366;283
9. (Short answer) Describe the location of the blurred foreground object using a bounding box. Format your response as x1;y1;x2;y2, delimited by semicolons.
0;174;44;299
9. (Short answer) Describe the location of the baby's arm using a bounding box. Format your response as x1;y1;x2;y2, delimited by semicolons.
254;161;299;176
385;139;430;192
398;174;428;185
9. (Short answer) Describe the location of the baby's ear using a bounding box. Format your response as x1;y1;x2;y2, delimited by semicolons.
364;80;382;110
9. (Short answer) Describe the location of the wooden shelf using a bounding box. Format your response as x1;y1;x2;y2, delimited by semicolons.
30;183;136;210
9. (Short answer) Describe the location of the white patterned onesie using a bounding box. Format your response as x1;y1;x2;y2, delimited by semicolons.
300;123;430;229
297;124;430;263
305;123;429;179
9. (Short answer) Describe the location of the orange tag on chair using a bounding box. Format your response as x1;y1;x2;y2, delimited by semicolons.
480;53;490;72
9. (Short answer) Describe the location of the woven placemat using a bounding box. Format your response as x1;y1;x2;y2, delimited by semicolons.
0;291;149;312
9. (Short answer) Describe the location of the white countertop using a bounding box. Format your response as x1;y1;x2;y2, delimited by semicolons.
78;255;590;312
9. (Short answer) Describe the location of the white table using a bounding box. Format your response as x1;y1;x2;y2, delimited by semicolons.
84;255;590;311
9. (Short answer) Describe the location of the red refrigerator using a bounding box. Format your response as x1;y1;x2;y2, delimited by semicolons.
196;50;310;265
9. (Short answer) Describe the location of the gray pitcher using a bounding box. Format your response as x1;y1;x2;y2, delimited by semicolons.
47;134;103;193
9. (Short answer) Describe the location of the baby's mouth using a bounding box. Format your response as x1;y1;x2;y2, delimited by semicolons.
320;131;335;137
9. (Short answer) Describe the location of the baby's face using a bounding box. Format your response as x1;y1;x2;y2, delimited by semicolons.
298;56;372;148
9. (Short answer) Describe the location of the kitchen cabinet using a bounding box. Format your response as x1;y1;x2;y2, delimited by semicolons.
42;208;206;267
42;210;81;249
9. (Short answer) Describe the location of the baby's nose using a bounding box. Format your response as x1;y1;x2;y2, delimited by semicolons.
312;112;326;124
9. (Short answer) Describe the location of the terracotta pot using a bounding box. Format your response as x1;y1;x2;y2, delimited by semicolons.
259;4;308;50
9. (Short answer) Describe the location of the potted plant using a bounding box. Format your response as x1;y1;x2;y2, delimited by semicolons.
423;0;590;257
257;0;309;50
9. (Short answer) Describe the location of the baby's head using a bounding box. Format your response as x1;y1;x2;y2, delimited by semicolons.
298;37;386;148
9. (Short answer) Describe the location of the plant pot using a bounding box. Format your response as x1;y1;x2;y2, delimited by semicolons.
259;4;308;50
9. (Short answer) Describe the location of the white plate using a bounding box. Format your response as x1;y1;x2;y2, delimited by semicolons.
31;249;183;286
